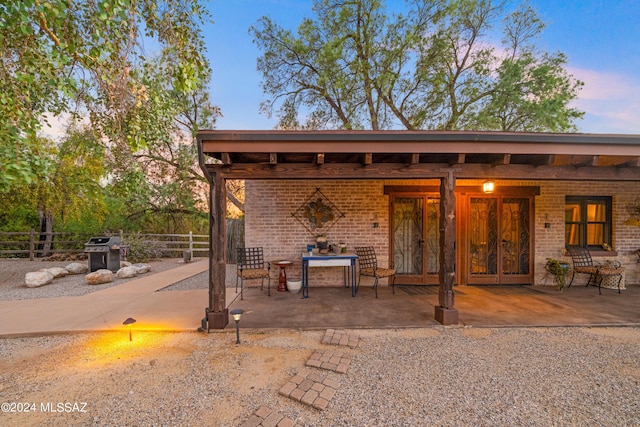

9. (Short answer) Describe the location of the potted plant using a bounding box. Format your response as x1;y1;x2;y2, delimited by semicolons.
545;258;570;291
315;234;328;250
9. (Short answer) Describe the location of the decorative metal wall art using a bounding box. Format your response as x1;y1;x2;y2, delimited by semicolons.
291;188;345;237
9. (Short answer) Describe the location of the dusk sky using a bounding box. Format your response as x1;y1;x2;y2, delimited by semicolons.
206;0;640;134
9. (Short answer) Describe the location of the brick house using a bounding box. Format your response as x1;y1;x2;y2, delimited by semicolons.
197;130;640;328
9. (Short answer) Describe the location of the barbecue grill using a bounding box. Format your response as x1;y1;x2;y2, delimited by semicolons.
85;236;122;272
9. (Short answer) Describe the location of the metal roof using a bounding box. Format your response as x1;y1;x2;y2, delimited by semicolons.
197;130;640;181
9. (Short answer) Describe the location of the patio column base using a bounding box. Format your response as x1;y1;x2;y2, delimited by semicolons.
435;306;458;325
206;308;229;331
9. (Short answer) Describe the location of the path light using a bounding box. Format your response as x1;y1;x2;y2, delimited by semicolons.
123;317;136;342
230;309;244;345
482;181;495;194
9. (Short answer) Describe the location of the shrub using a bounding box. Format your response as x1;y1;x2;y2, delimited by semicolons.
124;234;164;263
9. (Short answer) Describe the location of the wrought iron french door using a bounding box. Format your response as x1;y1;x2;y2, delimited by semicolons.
391;196;440;284
467;196;532;285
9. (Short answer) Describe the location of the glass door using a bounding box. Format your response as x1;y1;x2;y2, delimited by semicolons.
468;196;532;285
391;196;440;284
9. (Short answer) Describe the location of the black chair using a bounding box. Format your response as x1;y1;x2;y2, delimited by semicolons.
236;247;270;300
566;246;598;288
354;246;395;298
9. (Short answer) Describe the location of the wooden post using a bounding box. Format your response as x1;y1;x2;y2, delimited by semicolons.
435;173;458;325
207;172;229;330
29;229;35;261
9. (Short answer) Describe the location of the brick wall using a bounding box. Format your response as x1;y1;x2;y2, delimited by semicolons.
245;179;640;287
245;180;390;287
535;180;640;286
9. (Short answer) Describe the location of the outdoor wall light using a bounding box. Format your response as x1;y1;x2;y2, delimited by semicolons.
230;309;244;344
123;317;136;342
482;181;495;194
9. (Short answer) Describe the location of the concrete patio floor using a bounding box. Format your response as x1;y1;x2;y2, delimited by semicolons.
229;281;640;329
0;257;638;337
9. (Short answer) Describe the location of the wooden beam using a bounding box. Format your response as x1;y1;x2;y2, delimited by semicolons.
221;153;232;165
208;162;640;181
206;172;228;330
457;153;466;164
502;154;511;165
383;185;541;196
364;153;373;165
411;153;420;164
316;153;325;165
436;175;458;324
269;153;278;164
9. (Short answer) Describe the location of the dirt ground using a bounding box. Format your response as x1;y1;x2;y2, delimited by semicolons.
0;258;317;426
0;328;323;427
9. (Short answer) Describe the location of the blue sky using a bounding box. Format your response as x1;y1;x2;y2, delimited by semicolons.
206;0;640;134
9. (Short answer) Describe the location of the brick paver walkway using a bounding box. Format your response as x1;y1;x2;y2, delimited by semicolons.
305;349;353;373
239;329;361;426
240;406;297;427
321;328;360;348
278;372;340;411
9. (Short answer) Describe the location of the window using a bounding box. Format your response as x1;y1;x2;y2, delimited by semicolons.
565;196;612;249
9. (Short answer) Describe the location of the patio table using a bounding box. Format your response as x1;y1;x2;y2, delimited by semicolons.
301;253;358;298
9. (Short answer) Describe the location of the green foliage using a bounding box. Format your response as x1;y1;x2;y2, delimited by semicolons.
0;0;212;187
251;0;583;131
545;258;570;291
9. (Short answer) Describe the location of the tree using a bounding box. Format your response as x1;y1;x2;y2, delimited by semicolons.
0;129;108;251
0;0;212;188
251;0;583;131
100;54;220;233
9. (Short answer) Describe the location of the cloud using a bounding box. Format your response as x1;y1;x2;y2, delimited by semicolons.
568;67;640;134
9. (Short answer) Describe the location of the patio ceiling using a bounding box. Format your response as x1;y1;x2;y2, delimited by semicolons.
198;130;640;181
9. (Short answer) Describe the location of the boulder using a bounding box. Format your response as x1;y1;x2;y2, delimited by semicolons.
39;267;69;278
120;261;133;268
66;262;89;274
25;271;54;288
116;266;138;279
133;263;151;274
86;269;114;285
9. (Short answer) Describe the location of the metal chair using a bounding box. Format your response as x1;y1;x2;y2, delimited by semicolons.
355;246;395;298
566;246;598;288
236;247;270;300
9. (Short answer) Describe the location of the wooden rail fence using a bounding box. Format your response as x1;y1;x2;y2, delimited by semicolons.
0;220;244;263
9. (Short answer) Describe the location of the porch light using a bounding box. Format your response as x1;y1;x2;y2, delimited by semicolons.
230;309;244;344
123;317;136;342
482;181;495;194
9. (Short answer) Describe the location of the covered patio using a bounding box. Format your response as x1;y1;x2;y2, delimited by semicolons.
197;130;640;330
223;283;640;329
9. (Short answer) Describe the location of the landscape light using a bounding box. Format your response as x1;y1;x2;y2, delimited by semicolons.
230;309;244;344
123;317;136;342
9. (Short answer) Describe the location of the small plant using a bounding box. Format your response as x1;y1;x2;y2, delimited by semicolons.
545;258;570;291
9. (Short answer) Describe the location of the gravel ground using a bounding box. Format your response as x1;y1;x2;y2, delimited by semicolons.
1;260;639;426
0;327;639;426
0;258;189;301
0;259;237;301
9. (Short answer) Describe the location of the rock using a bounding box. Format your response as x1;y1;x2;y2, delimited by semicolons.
133;263;151;274
86;269;114;285
39;267;69;278
116;266;138;279
25;271;54;288
66;262;88;274
120;261;133;268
